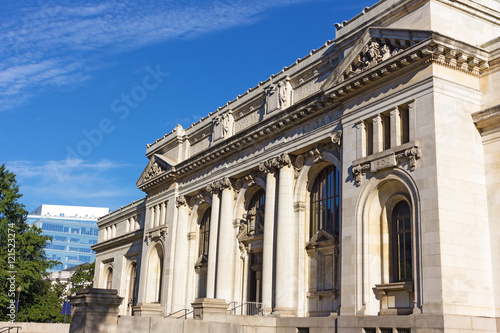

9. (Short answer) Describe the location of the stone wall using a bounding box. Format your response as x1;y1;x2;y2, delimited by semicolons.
0;322;69;333
115;314;499;333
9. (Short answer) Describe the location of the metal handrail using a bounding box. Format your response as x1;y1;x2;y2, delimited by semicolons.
0;326;22;333
229;301;266;316
165;308;193;319
164;308;187;317
176;309;193;319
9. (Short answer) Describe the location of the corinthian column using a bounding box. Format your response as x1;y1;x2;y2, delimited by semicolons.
205;183;220;298
215;177;235;301
171;196;190;310
274;154;296;316
259;160;277;313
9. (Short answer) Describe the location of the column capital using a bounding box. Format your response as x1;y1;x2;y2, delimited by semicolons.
175;195;188;208
356;120;366;130
277;153;292;168
206;177;233;193
215;177;233;191
390;106;400;116
205;182;219;195
258;160;274;174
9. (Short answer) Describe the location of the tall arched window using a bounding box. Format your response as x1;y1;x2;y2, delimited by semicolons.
197;208;211;298
306;164;341;316
199;208;211;258
105;267;113;289
146;245;163;303
246;189;265;236
392;201;412;282
310;164;340;238
128;263;137;304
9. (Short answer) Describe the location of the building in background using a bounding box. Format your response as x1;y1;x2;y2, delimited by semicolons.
27;204;109;272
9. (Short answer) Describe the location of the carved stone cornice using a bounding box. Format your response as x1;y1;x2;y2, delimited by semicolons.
352;143;421;186
145;225;168;245
324;33;489;104
92;229;143;253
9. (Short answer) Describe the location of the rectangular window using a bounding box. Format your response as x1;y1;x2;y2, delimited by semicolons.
365;119;373;156
53;236;67;242
382;113;391;150
400;105;410;144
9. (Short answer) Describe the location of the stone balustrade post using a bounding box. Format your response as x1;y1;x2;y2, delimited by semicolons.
69;288;123;333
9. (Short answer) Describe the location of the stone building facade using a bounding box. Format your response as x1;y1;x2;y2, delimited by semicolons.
92;0;500;331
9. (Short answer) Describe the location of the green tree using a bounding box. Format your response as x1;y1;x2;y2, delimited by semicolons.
0;164;59;322
69;262;95;294
18;281;68;323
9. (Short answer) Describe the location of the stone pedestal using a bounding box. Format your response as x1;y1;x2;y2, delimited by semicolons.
132;303;164;317
191;298;229;320
69;288;123;333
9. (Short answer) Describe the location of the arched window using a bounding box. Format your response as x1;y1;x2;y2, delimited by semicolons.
105;267;113;289
197;208;211;298
146;245;163;303
310;164;340;238
128;263;137;304
199;208;211;258
392;201;412;282
246;189;265;236
245;189;265;304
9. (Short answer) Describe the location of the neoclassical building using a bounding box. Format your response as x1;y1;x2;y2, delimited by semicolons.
92;0;500;331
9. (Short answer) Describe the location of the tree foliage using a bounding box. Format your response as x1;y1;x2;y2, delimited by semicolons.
69;262;95;294
0;164;60;322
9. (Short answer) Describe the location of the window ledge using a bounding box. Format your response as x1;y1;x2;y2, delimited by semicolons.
352;142;421;186
307;289;339;299
373;281;414;295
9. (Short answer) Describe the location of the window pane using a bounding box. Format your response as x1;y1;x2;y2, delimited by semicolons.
393;202;412;282
310;165;340;238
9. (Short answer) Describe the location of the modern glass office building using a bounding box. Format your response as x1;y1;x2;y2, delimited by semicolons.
26;204;109;272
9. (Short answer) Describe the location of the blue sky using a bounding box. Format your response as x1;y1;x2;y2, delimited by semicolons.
1;0;377;213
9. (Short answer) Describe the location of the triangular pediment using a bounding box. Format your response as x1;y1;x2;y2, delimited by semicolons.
306;229;337;251
321;28;432;91
136;154;175;188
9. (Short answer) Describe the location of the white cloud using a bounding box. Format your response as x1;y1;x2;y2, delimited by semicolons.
4;159;140;210
0;0;315;111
